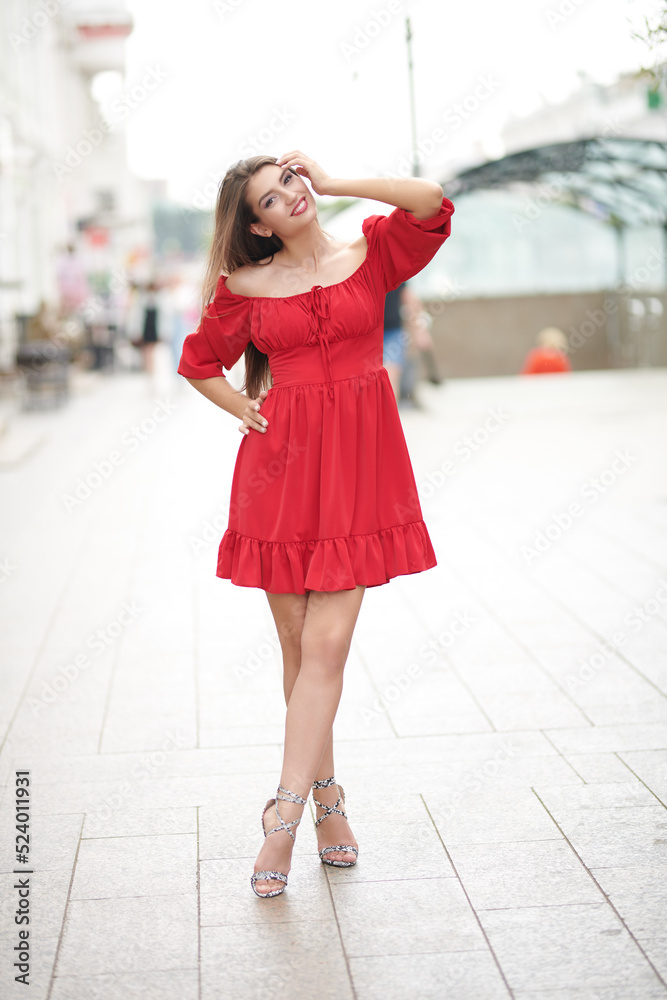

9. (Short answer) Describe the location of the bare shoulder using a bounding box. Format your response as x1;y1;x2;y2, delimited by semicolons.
224;258;274;296
347;232;369;256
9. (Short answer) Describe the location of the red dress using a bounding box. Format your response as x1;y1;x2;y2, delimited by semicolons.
178;195;455;593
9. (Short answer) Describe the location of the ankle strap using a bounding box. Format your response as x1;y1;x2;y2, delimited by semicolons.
312;776;337;789
276;785;307;804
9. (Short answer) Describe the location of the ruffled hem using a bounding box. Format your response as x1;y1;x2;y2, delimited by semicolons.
216;521;437;594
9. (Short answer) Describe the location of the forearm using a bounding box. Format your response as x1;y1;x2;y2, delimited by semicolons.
323;176;443;219
185;375;248;420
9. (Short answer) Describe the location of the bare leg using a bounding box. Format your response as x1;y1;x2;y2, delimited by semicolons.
253;585;365;894
265;591;355;863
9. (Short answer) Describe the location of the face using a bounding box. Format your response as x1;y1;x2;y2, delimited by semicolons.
245;163;314;239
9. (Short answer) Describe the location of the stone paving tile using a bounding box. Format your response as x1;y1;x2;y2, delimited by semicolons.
320;816;456;884
0;868;70;945
55;893;198;976
471;690;590;729
70;832;197;900
331;877;485;957
459;657;562;695
81;805;197;839
448;839;602;909
564;751;650;784
333;729;560;770
413;751;584;790
200;854;334;925
585;702;667;726
533;780;658;811
619;749;667;803
477;902;665;994
589;863;667;938
200;920;354;1000
639;935;667;983
0;935;60;1000
6;744;283;785
545;723;667;755
513;986;667;1000
0;811;82;873
425;786;563;845
533;798;667;869
50;968;199;1000
348;949;511;1000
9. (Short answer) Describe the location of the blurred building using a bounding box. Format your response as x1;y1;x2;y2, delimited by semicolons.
0;0;161;372
501;66;667;154
396;65;667;377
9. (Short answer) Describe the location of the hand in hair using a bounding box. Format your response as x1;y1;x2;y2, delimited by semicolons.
239;389;270;436
275;151;333;197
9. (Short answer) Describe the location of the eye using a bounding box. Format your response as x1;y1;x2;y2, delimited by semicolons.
264;171;293;208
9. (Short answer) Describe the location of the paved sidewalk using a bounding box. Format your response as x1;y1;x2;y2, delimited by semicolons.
1;362;666;1000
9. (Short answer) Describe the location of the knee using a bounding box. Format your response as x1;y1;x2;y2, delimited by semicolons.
301;629;351;679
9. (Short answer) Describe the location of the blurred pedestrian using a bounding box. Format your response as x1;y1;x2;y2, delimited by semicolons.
55;244;90;318
521;326;572;375
127;279;164;375
383;281;409;399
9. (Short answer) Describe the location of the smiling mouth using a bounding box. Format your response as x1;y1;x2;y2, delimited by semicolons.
291;197;307;216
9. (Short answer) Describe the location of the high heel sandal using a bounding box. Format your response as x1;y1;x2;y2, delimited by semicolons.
312;776;359;867
250;785;307;898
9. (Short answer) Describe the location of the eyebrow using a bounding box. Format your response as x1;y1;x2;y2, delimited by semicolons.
258;168;291;207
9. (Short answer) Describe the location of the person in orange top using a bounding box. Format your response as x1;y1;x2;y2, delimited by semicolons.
521;326;572;374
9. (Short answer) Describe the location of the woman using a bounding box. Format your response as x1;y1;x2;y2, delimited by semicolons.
177;151;454;898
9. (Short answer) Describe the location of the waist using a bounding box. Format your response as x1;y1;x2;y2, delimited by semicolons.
269;332;384;388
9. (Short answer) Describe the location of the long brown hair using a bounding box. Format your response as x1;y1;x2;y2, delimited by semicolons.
201;154;326;401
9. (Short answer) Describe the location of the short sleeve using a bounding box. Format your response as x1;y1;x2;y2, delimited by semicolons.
177;276;252;380
362;195;454;294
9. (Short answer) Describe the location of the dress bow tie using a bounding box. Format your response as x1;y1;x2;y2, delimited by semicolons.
307;285;335;400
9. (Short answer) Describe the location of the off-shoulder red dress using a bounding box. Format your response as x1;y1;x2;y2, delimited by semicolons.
178;195;455;593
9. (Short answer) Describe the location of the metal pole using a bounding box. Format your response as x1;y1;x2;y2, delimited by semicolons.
405;17;420;178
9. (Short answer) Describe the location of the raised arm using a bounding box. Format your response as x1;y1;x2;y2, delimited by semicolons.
275;150;443;221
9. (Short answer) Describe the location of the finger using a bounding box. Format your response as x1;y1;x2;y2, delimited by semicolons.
244;410;268;432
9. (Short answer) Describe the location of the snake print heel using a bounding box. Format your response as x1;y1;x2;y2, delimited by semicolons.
312;776;359;867
250;785;307;897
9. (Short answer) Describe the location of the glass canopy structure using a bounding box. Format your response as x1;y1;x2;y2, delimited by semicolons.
443;137;667;229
